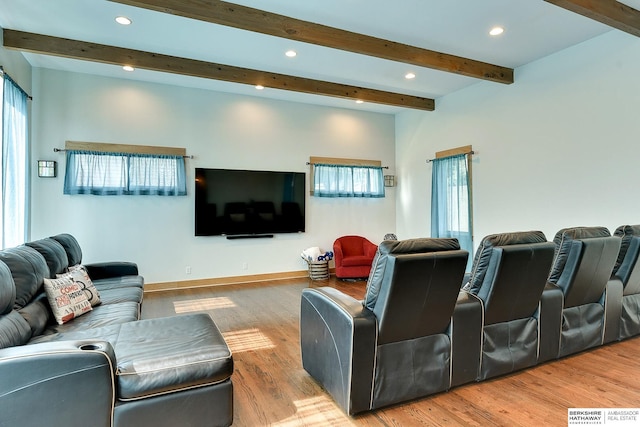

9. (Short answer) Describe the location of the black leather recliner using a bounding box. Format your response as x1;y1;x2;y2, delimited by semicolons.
541;226;622;360
611;225;640;340
462;231;556;381
300;238;468;415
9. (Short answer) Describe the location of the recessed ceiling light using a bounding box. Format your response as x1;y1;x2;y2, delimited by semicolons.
255;85;265;90
355;100;364;104
489;26;504;36
285;50;297;58
122;65;135;72
405;72;416;80
115;16;132;25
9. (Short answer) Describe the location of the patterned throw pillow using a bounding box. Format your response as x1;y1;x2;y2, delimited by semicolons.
43;276;92;325
58;267;101;306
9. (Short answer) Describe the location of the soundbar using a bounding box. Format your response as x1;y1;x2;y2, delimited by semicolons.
225;234;274;240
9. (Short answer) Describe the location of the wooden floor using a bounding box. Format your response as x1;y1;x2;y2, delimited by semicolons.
141;277;640;427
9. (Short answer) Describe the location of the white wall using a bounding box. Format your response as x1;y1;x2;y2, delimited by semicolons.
30;69;396;283
396;30;640;248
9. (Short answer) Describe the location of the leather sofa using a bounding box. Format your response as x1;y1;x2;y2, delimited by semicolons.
0;234;233;427
333;235;378;279
301;227;640;415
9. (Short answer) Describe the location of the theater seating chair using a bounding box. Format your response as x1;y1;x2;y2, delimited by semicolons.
333;235;378;279
300;238;468;414
540;226;621;361
462;231;555;381
611;225;640;340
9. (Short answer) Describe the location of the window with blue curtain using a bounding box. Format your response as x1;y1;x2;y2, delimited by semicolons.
431;153;473;270
64;150;187;196
313;163;385;198
1;71;29;248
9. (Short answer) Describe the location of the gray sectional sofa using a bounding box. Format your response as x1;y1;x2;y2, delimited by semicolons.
0;234;233;427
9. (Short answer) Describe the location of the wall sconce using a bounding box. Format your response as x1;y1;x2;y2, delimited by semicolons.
37;160;57;178
384;175;395;187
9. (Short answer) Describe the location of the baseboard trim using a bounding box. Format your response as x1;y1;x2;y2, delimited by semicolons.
144;269;333;293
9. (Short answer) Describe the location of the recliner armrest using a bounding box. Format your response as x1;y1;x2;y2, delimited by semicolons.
300;287;377;415
451;291;483;387
603;278;623;344
0;340;116;427
84;261;139;280
537;282;564;363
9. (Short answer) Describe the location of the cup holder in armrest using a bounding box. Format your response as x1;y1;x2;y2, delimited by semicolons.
79;343;104;351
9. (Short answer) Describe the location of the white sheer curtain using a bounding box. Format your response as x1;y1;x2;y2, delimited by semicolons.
1;74;29;248
64;151;187;196
431;154;473;270
313;164;385;198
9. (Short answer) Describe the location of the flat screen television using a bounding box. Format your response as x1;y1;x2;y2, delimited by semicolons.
195;168;306;237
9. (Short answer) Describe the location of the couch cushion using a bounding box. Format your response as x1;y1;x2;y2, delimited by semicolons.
0;310;32;349
364;238;460;311
0;246;49;310
25;238;69;278
99;286;143;305
93;275;144;291
43;276;93;325
0;260;15;315
467;231;548;294
50;234;83;266
39;301;140;336
114;314;233;401
17;293;50;337
548;226;611;284
342;255;373;267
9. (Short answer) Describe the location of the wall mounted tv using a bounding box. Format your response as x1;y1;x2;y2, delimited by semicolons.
195;168;306;237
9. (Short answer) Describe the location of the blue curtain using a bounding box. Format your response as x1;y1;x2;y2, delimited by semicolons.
313;164;384;198
64;150;186;196
431;154;473;270
1;74;28;248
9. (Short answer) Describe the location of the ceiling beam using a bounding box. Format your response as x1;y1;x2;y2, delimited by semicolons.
545;0;640;37
108;0;514;85
3;29;434;111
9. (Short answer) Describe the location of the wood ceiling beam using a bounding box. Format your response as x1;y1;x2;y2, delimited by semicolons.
3;29;434;111
545;0;640;37
108;0;514;85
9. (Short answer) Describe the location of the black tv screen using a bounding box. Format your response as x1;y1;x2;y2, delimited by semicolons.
195;168;306;236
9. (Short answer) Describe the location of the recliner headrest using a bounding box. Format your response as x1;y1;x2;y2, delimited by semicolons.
467;231;547;294
613;225;640;274
548;226;611;283
363;237;460;310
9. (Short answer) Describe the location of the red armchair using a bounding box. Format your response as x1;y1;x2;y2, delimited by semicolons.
333;235;378;279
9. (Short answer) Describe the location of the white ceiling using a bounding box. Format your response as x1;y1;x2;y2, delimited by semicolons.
0;0;614;114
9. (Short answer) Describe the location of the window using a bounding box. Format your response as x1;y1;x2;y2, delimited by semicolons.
63;142;187;196
310;156;385;198
1;71;29;248
430;146;474;270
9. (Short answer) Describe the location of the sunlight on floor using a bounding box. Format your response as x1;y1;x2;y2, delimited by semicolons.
222;328;275;353
173;297;236;313
271;395;353;426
